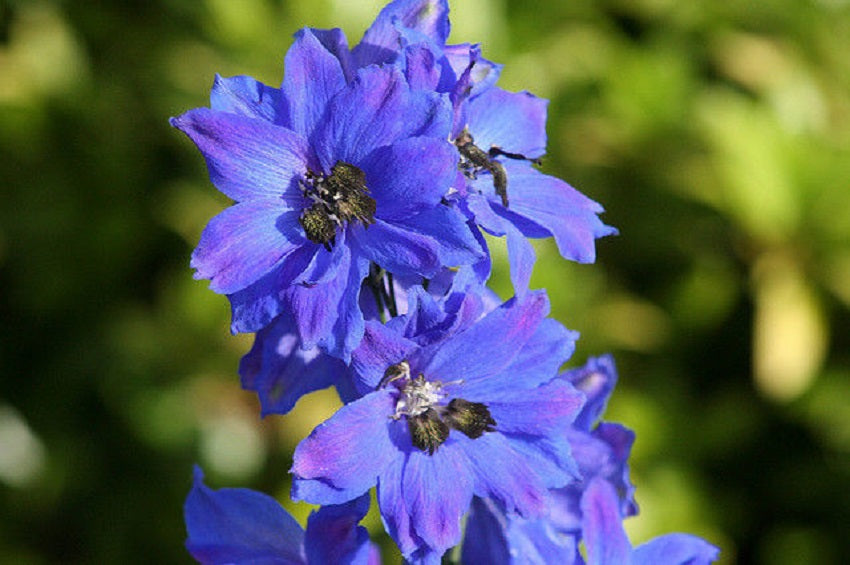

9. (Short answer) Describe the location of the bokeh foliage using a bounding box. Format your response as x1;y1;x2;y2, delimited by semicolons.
1;0;849;563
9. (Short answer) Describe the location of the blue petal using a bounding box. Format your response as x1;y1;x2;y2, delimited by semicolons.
461;498;511;565
581;478;632;565
351;321;418;391
486;380;585;439
501;162;618;263
458;433;549;518
307;27;354;81
291;390;397;503
461;319;578;400
312;66;451;171
184;466;305;564
377;456;421;557
283;28;347;138
443;43;502;100
510;435;579;490
563;354;619;431
401;444;472;554
304;494;374;565
353;219;443;278
353;0;450;67
191;200;303;294
394;205;485;269
239;312;347;416
466;87;548;159
360;136;457;221
210;74;289;126
632;533;720;565
170;108;312;203
415;291;550;386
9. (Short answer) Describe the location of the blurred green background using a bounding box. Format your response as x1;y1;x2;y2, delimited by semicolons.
2;0;849;562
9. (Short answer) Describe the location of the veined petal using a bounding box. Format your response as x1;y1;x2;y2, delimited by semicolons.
312;66;451;170
461;319;578;400
402;445;472;553
210;74;289;126
353;0;450;67
466;87;548;159
184;466;305;564
581;478;632;565
353;219;442;278
460;498;511;565
291;390;397;501
459;433;549;518
503;162;617;264
170;108;311;203
304;494;375;565
485;380;585;436
361;137;456;221
283;28;347;138
415;291;550;383
191;200;303;294
395;205;485;268
308;27;355;82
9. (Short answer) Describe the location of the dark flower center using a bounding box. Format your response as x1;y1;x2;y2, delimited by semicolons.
379;360;496;455
299;161;376;250
454;127;541;208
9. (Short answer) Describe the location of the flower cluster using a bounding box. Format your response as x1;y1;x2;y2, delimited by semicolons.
172;1;719;563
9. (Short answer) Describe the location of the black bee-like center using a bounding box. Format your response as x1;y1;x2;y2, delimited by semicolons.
298;161;376;249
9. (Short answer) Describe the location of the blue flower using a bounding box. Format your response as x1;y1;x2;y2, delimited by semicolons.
290;290;583;559
172;32;483;360
184;466;379;564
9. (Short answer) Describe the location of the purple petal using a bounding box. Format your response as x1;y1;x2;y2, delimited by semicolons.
353;219;443;277
351;321;419;391
360;136;456;221
239;313;347;416
459;433;548;518
353;0;450;67
210;74;289;126
395;205;485;268
581;478;632;565
304;494;374;565
170;108;311;203
313;66;451;170
503;162;617;263
632;533;720;565
185;466;305;564
443;43;502;99
377;456;421;557
509;435;579;489
308;27;354;82
283;28;347;138
401;445;473;553
191;200;303;294
291;390;397;502
466;87;548;159
415;291;550;385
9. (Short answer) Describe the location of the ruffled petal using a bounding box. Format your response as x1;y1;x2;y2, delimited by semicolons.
191;200;303;294
283;28;347;138
184;466;305;564
170;108;311;202
502;162;618;264
360;136;456;221
414;291;550;384
632;534;720;565
291;390;397;503
210;74;289;126
239;312;347;416
401;444;473;553
312;66;451;170
466;87;548;159
581;478;632;565
353;0;450;67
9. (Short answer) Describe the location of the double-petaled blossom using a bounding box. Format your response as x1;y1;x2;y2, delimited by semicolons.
184;466;379;564
290;290;583;561
172;31;483;361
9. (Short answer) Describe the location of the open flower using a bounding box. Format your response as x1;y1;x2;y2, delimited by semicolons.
172;31;483;360
290;290;583;559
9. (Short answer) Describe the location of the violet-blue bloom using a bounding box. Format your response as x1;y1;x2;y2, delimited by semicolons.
172;33;483;360
290;290;583;559
184;466;379;565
